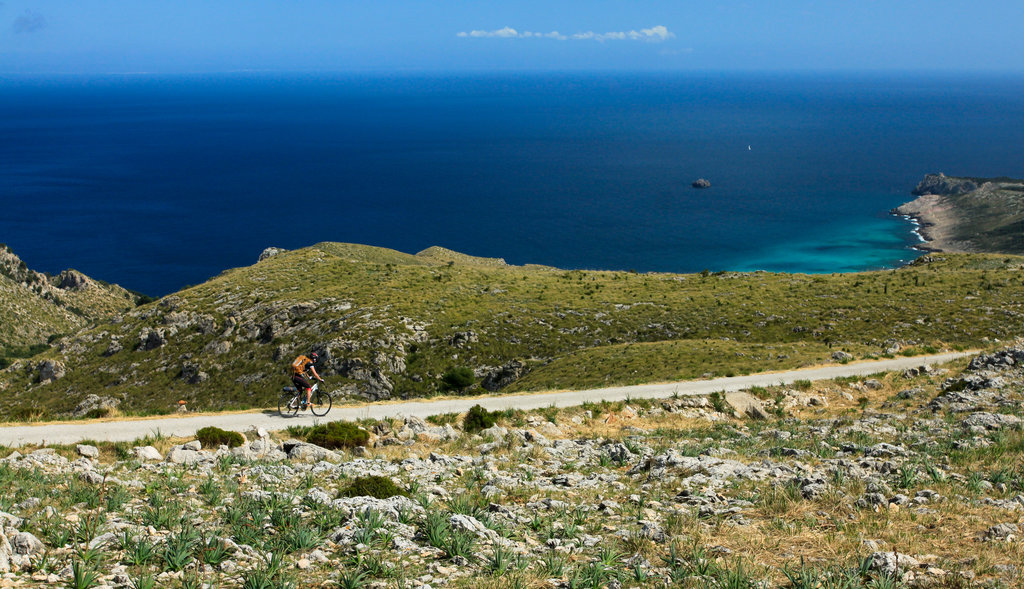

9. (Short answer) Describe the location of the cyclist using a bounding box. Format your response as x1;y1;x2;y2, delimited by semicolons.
290;352;324;409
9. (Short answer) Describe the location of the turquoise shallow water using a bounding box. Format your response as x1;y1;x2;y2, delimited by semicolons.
1;72;1023;295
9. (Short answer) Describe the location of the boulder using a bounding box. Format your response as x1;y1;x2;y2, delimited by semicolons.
165;447;202;465
11;532;44;556
692;178;711;189
868;551;920;577
76;444;99;459
131;446;162;462
724;392;769;419
831;350;854;362
137;327;171;350
37;359;66;383
282;440;341;463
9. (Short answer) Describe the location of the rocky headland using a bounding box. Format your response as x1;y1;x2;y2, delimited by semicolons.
895;173;1024;254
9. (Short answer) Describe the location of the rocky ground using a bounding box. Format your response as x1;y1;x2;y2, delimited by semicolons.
0;347;1022;588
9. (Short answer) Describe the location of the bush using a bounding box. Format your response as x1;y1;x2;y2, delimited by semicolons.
463;404;498;434
338;476;408;499
441;366;475;392
195;426;245;449
305;421;369;449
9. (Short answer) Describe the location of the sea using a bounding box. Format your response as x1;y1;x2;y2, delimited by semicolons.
2;71;1024;296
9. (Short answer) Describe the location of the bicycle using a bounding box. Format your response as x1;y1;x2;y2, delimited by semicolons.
278;381;332;417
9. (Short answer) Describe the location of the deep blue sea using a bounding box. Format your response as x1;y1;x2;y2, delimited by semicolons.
2;72;1024;296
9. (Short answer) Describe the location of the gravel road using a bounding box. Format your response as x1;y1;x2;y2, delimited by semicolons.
0;352;970;446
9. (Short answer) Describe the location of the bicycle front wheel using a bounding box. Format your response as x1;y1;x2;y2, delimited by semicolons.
309;390;332;416
278;392;299;417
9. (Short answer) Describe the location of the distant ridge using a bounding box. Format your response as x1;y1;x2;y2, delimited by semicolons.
415;246;508;267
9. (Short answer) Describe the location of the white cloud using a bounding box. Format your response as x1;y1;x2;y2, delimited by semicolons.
457;25;674;43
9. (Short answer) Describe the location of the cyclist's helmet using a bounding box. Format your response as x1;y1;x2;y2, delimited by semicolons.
310;352;319;362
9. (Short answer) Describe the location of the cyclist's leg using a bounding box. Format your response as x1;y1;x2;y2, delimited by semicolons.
292;374;311;406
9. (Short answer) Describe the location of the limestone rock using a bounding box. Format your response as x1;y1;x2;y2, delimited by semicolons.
71;395;120;418
282;440;341;463
53;269;91;290
479;360;528;391
76;444;99;459
258;247;287;262
37;359;65;383
11;532;44;556
963;412;1021;430
724;392;769;419
983;523;1019;542
165;447;202;465
132;446;163;462
868;551;920;577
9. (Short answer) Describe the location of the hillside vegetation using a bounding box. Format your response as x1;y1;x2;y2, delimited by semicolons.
2;241;1023;419
0;244;138;371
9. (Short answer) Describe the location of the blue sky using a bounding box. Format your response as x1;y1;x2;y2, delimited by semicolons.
2;1;1023;74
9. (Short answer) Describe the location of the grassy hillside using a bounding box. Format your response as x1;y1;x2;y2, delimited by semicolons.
0;244;138;371
2;242;1022;419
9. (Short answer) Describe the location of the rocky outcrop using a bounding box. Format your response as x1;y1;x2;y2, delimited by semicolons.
691;178;711;189
36;359;65;384
478;360;528;391
258;247;288;262
912;173;979;196
70;394;120;418
53;269;91;291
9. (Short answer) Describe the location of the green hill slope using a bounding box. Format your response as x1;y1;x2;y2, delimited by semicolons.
2;241;1022;419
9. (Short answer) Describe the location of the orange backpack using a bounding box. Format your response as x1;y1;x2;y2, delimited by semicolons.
290;355;311;375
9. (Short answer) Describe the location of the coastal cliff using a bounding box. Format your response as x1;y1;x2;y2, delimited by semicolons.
895;173;1024;254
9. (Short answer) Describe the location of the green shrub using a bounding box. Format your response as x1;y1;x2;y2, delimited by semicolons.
463;404;498;434
441;366;475;392
338;476;409;499
305;421;369;449
195;426;245;449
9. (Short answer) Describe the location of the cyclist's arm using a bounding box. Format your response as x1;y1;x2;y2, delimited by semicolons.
309;366;323;381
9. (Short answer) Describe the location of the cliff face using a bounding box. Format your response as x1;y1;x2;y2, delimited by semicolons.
897;174;1024;254
911;173;980;197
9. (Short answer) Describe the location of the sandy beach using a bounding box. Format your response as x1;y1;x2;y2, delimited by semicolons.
893;193;974;253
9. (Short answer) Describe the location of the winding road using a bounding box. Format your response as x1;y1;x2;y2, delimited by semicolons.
0;352;970;447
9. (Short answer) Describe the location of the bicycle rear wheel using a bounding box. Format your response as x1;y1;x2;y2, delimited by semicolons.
278;392;299;417
309;390;332;416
